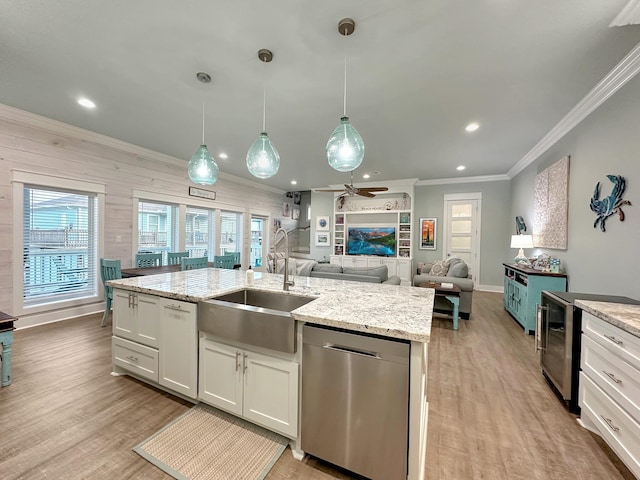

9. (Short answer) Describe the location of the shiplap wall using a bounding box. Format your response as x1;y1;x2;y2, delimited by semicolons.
0;103;287;327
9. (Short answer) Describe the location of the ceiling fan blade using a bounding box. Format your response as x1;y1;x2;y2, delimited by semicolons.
356;190;376;198
359;187;389;193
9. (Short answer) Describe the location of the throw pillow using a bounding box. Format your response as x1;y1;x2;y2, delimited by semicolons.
429;260;449;276
448;261;468;278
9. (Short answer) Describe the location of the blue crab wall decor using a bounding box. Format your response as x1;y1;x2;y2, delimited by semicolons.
589;175;631;232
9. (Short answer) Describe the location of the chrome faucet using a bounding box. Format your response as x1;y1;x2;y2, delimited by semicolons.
274;228;295;291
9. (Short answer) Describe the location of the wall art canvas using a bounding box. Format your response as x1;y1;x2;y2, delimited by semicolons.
533;156;569;249
316;216;330;231
419;218;436;250
315;232;330;247
292;208;300;220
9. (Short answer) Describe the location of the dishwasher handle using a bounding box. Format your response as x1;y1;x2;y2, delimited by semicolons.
323;343;381;359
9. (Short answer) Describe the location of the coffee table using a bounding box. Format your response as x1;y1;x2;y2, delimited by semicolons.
417;282;462;330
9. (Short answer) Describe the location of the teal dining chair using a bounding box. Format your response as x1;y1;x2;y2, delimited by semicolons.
227;251;241;266
213;255;235;269
100;258;121;327
135;252;162;267
167;251;189;265
181;256;209;271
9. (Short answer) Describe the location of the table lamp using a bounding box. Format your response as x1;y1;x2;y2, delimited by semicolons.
510;234;533;265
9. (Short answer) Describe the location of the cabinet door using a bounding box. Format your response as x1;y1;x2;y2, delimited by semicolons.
329;255;342;266
397;259;412;282
199;339;243;416
367;257;382;267
244;351;299;438
112;289;136;342
503;277;510;308
382;258;398;277
353;256;368;268
159;299;198;398
135;293;160;348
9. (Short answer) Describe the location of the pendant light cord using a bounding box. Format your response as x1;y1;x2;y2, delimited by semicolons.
343;36;348;117
202;101;205;144
263;70;267;132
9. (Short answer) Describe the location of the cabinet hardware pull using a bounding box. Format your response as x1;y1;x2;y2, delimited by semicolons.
600;415;620;432
243;353;248;374
165;304;183;311
604;335;623;346
126;355;139;362
235;351;241;372
603;371;622;384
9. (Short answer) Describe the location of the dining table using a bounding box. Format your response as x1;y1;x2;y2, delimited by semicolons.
121;263;239;278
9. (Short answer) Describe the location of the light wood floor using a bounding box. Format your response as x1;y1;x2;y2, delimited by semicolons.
0;292;634;479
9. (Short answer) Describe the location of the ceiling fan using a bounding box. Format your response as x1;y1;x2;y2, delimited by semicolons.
315;171;389;198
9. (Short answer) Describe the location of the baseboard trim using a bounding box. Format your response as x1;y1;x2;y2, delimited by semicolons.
15;303;104;329
476;284;504;293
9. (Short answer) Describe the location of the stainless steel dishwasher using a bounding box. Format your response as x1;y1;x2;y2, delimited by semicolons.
301;324;410;480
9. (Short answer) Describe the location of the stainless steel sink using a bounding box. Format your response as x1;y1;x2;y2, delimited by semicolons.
198;289;315;353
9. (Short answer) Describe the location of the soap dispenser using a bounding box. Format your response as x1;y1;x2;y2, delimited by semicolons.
246;265;254;285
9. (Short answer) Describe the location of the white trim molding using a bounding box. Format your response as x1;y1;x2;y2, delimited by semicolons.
508;41;640;178
610;0;640;26
416;174;509;187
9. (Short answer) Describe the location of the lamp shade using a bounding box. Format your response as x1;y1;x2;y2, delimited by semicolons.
510;234;533;249
188;144;219;185
246;132;280;179
326;116;364;172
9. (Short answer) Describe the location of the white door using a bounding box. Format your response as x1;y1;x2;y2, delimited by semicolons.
159;299;197;399
443;193;481;282
199;339;243;416
243;351;299;438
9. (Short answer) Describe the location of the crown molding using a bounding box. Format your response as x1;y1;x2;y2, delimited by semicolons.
610;0;640;26
0;103;285;195
508;41;640;179
416;174;509;186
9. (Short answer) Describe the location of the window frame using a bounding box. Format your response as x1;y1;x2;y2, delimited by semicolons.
12;171;105;315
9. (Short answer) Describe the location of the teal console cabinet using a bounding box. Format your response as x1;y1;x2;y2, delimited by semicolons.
503;263;567;335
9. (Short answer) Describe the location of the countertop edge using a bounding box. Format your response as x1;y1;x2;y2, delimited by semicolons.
576;299;640;338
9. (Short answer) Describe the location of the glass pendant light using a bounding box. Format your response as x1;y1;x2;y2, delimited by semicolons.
247;49;280;179
187;78;219;185
326;18;364;173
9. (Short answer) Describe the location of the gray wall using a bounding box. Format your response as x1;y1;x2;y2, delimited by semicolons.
309;191;334;261
413;181;512;288
510;73;640;299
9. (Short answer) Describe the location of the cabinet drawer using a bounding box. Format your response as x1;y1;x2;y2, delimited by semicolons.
112;336;159;382
582;335;640;421
579;372;640;478
583;312;640;371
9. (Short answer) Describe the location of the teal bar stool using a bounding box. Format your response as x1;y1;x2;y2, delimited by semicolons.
100;258;122;327
135;252;162;267
167;251;189;265
181;256;209;271
213;255;235;269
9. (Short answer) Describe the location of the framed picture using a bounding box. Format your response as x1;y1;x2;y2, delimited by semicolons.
315;232;331;247
419;218;437;250
282;203;290;217
292;208;300;220
316;215;330;231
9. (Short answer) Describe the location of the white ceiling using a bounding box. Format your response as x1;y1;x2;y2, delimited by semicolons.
1;1;640;191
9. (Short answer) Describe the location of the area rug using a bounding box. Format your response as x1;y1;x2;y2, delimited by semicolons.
134;403;288;480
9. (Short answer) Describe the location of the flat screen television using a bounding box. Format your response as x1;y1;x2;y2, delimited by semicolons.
347;226;396;257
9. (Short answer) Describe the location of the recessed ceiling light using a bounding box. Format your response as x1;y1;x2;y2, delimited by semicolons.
218;152;228;159
77;97;96;109
465;122;479;132
362;173;370;179
290;180;297;185
457;165;466;171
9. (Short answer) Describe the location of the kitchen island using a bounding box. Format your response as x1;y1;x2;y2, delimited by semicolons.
107;268;433;480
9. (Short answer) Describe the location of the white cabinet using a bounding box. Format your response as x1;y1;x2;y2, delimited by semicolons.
342;256;368;268
199;337;299;438
397;259;412;283
381;258;398;277
579;311;640;478
113;289;159;348
159;299;198;399
112;288;198;400
329;255;342;266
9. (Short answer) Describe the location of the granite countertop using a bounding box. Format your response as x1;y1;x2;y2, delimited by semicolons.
576;300;640;338
107;269;433;342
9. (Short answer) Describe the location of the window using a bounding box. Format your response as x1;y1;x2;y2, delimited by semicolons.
23;185;98;306
137;201;178;262
220;211;243;256
186;206;216;259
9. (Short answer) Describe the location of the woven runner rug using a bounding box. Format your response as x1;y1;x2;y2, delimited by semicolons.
134;403;288;480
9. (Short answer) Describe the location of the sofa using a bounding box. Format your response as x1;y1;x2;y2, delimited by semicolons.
266;253;401;285
412;258;474;318
309;263;402;285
